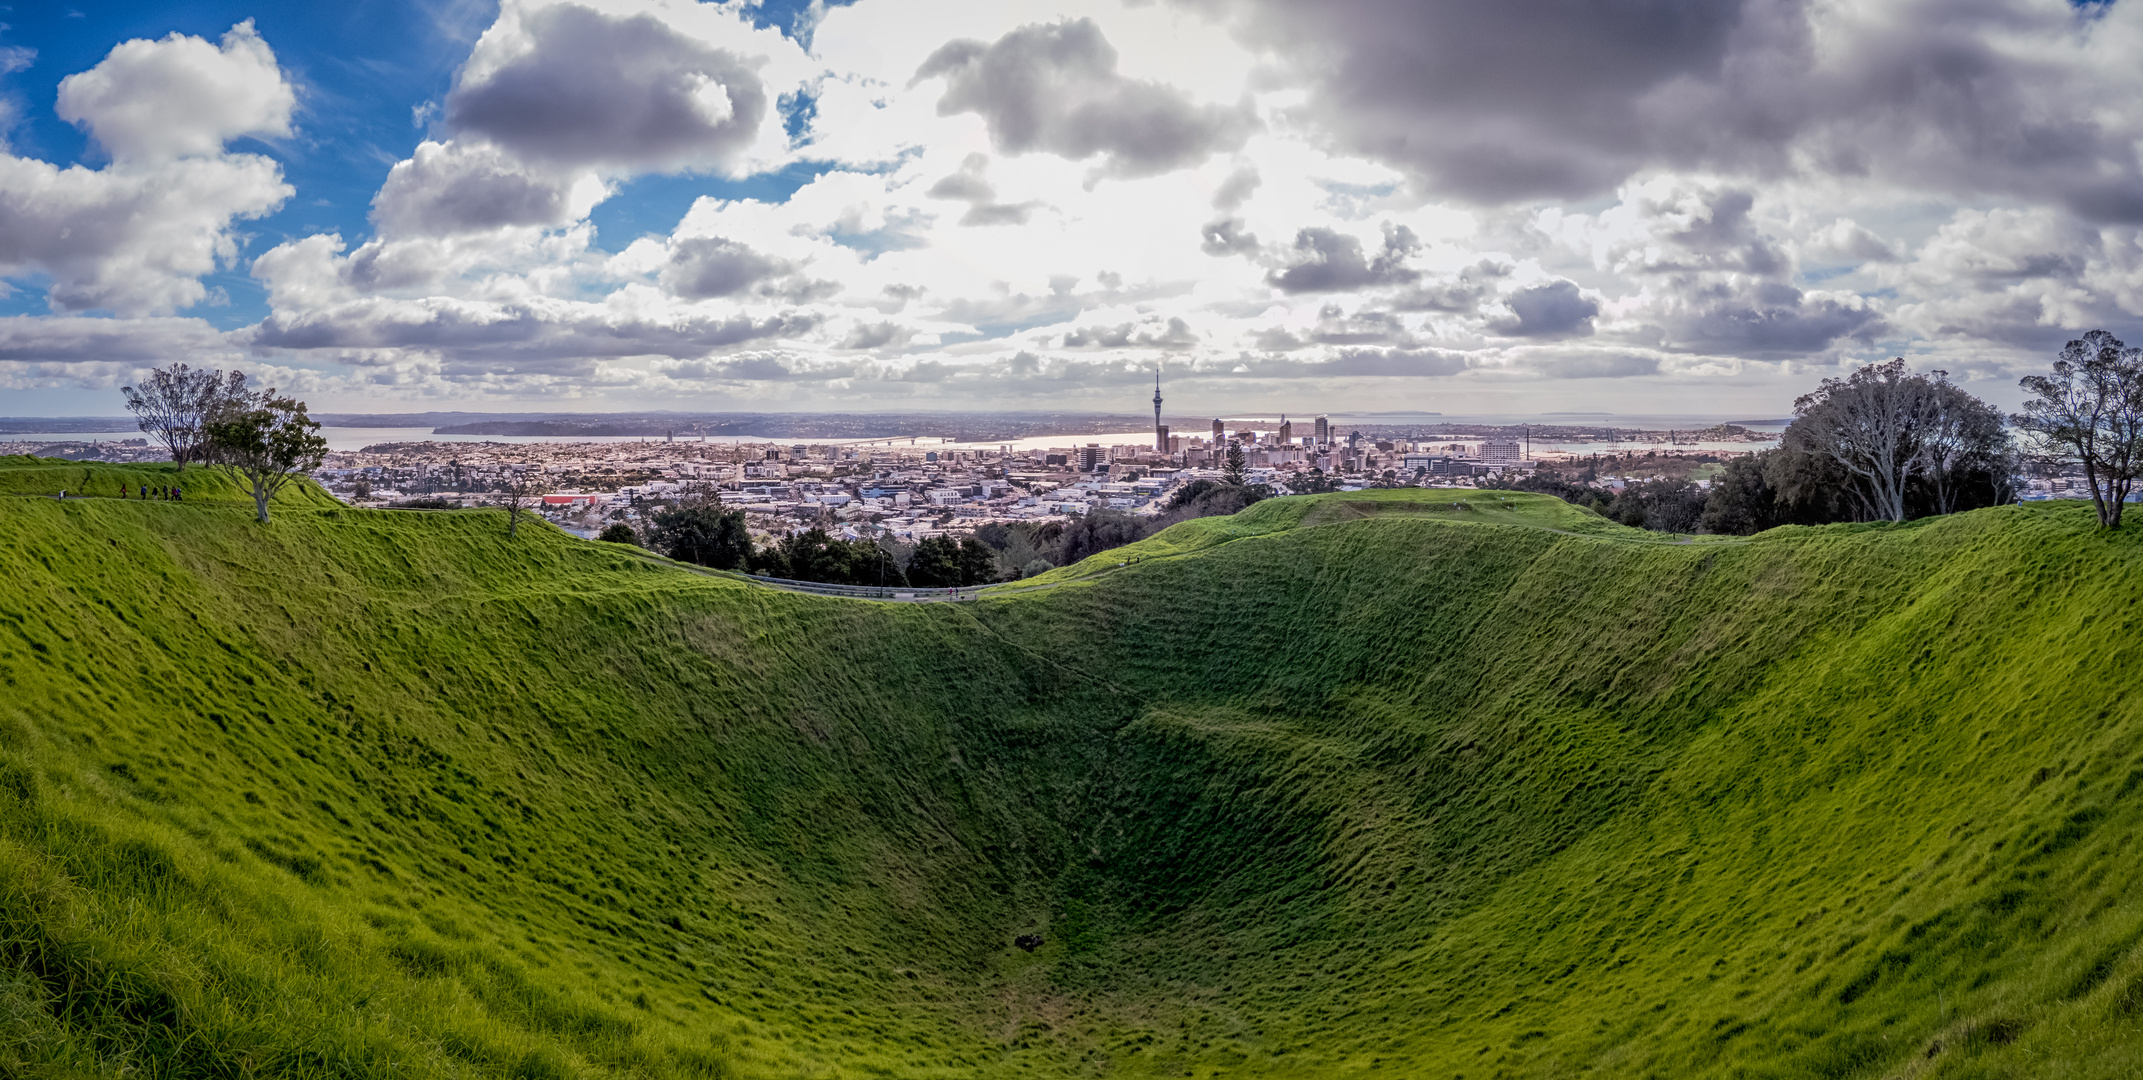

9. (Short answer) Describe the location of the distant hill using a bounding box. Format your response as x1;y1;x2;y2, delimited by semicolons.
4;461;2141;1077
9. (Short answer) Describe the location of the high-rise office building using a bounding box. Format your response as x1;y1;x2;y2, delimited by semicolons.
1314;415;1330;441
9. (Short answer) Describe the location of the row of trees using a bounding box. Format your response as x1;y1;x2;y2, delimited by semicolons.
1499;334;2143;535
122;364;329;523
630;499;1005;587
1692;360;2017;534
628;479;1273;586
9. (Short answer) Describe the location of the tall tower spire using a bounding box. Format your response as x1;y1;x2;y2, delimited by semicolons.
1153;365;1167;453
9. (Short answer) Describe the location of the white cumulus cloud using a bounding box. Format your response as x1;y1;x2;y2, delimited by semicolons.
55;20;294;163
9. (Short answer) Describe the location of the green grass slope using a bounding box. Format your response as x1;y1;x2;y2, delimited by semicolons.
4;459;2143;1078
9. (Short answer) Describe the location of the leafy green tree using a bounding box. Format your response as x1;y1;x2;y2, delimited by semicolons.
1152;480;1264;531
598;523;639;545
905;535;963;587
770;528;856;582
1221;441;1247;486
1603;477;1705;534
957;536;997;585
1056;509;1150;565
969;521;1051;578
1291;467;1335;495
1161;479;1220;511
1763;446;1865;524
647;500;752;569
1699;455;1778;536
2016;330;2143;528
201;391;329;524
856;538;905;589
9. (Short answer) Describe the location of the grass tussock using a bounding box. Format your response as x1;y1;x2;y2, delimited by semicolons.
4;458;2143;1077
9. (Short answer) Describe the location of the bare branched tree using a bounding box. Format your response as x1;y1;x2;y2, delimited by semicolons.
2015;330;2143;528
121;364;249;466
1788;359;1930;522
1787;359;2008;523
498;465;534;538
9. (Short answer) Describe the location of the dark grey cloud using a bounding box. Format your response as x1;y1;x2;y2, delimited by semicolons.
1666;287;1883;355
878;283;926;312
1200;217;1259;257
1388;259;1510;313
1266;223;1419;293
925;153;995;202
915;18;1254;179
1781;1;2143;223
446;3;767;172
371;142;576;236
0;314;235;367
1520;352;1662;379
1254;304;1411;351
839;320;912;350
1492;281;1598;338
249;302;818;368
1191;0;2143;221
1189;0;1750;200
1231;346;1469;378
923;153;1041;226
660;353;861;382
1212;165;1260;210
661;237;835;302
1572;182;1889;356
663;238;780;298
1608;186;1790;277
1062;316;1197;349
958;201;1038;226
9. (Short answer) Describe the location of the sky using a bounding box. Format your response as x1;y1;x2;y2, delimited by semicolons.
1;0;2140;418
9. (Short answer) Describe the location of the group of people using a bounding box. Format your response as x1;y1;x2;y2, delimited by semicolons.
54;479;181;501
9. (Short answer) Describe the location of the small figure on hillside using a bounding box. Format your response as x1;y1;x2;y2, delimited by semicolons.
173;486;182;501
1014;933;1043;952
57;489;66;500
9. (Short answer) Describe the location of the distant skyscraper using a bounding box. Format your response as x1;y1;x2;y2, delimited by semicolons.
1278;415;1292;443
1153;367;1166;452
1314;415;1329;441
1212;418;1224;440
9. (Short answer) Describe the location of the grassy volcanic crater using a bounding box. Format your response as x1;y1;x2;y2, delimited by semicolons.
3;464;2143;1078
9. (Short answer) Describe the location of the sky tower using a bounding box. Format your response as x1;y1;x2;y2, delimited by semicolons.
1153;366;1168;453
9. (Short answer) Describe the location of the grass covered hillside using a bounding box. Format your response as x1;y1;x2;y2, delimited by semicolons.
5;458;2143;1078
